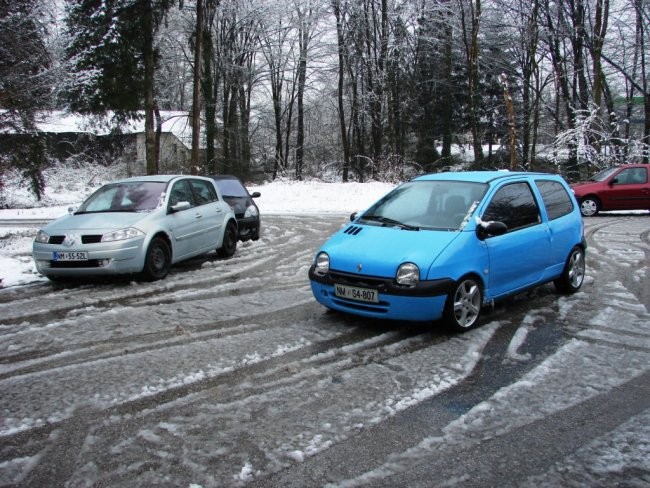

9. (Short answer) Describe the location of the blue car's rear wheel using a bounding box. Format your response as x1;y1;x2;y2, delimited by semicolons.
443;276;483;332
554;246;585;294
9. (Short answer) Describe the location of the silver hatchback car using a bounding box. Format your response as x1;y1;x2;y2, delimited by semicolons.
33;175;238;281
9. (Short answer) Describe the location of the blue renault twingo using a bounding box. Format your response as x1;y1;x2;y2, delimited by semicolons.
308;171;586;332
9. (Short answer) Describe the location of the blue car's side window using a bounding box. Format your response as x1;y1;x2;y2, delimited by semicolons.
535;180;574;220
483;182;541;232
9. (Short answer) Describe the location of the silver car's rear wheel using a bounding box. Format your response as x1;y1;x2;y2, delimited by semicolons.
443;277;483;332
217;220;237;258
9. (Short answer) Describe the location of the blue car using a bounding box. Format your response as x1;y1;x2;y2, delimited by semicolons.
308;171;586;331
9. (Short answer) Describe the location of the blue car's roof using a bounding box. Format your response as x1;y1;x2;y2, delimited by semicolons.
414;171;554;184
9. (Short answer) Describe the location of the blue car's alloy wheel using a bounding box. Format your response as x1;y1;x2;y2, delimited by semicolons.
444;277;483;332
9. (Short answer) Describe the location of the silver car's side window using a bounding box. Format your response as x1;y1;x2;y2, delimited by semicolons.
168;180;194;208
189;179;218;206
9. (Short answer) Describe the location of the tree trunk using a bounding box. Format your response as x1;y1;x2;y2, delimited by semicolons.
295;12;309;181
333;0;350;182
143;0;157;175
191;0;204;173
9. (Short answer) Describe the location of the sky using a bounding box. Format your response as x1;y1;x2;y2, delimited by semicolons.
0;165;394;288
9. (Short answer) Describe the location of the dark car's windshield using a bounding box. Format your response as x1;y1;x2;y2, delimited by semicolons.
214;179;248;197
77;181;167;213
360;180;487;231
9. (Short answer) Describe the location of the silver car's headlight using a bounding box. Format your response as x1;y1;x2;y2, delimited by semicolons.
396;262;419;286
315;252;330;274
35;230;50;244
244;205;258;218
101;227;144;242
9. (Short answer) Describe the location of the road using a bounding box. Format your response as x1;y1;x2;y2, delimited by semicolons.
0;214;649;487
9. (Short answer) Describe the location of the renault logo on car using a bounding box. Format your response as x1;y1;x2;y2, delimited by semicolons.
63;234;78;247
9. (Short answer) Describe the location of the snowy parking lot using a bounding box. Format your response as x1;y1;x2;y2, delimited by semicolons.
0;209;648;487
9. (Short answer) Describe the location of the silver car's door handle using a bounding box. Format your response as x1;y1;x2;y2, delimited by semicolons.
195;213;203;219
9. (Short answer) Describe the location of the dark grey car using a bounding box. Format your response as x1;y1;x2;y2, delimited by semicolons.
210;175;261;241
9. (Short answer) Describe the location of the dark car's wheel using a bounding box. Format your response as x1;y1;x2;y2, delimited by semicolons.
579;197;600;217
554;246;585;294
141;237;171;281
217;220;237;258
443;276;483;332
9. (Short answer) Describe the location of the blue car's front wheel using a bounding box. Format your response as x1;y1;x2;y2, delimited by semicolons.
443;276;483;332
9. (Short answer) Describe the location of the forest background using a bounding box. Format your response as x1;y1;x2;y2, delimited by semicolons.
1;0;649;202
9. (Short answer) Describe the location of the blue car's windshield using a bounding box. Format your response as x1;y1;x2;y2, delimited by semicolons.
360;180;487;231
77;181;167;213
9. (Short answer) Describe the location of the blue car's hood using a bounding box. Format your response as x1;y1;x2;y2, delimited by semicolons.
323;223;461;278
43;211;153;233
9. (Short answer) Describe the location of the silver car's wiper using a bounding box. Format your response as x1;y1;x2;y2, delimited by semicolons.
361;215;419;231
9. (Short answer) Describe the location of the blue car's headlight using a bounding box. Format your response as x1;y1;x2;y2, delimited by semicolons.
396;262;419;286
315;252;330;274
101;227;144;242
244;205;258;218
35;230;50;244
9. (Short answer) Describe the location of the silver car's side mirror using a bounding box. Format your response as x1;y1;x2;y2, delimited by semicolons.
170;201;191;213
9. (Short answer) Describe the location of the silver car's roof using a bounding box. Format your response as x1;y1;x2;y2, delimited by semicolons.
110;175;213;184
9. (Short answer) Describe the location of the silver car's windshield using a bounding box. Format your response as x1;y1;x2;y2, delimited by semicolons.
360;180;487;231
77;181;167;213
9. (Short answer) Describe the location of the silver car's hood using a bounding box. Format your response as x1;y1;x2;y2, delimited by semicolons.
43;211;155;233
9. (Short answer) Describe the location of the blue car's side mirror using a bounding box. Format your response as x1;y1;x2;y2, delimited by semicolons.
476;220;508;240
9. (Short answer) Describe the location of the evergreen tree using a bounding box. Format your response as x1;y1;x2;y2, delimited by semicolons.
0;0;52;199
63;0;178;174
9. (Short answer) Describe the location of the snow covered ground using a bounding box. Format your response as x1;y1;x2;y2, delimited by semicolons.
0;165;649;486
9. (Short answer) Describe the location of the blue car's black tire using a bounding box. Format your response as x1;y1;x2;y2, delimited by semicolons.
554;246;586;294
217;220;237;258
141;236;171;281
443;276;483;332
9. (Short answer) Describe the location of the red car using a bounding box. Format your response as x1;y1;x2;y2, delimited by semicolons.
571;164;650;216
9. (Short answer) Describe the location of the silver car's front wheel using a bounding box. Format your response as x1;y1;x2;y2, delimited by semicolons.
443;277;483;332
141;237;171;281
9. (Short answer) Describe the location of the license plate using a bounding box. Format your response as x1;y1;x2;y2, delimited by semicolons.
53;251;88;261
335;284;379;303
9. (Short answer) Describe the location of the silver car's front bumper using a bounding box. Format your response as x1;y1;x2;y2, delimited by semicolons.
33;238;146;277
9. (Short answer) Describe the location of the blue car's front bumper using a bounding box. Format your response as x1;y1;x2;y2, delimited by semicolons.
308;265;453;322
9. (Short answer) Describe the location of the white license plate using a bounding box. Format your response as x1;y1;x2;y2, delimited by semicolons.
335;284;379;303
53;251;88;261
